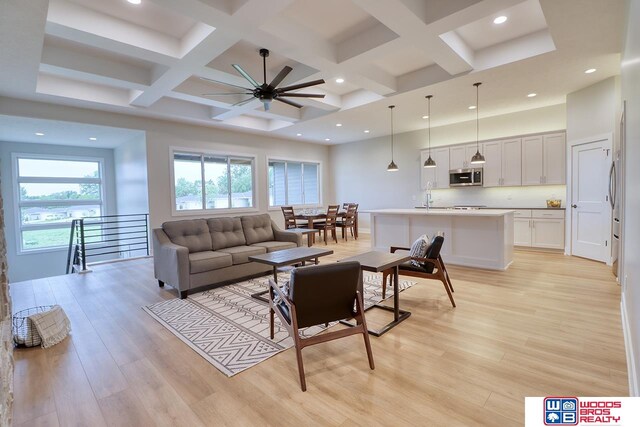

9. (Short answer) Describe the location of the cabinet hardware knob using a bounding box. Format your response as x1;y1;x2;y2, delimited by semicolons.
571;204;577;208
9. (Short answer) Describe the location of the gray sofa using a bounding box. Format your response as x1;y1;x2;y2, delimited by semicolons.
153;214;302;298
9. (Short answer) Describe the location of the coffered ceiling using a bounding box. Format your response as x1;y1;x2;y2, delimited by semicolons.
0;0;625;144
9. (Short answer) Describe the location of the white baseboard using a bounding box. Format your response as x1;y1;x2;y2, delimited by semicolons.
621;293;639;396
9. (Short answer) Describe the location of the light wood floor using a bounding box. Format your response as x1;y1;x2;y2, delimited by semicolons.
10;235;628;426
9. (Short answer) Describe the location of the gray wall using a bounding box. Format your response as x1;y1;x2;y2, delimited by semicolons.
0;141;117;282
329;104;567;230
621;0;640;395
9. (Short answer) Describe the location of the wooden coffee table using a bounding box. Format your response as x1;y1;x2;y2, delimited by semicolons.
248;247;334;302
339;251;411;336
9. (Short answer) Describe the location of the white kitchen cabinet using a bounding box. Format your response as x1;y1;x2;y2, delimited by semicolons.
482;138;522;187
502;138;522;186
543;133;566;184
420;148;450;189
449;144;478;169
514;218;533;246
521;133;565;185
531;218;565;249
513;209;565;250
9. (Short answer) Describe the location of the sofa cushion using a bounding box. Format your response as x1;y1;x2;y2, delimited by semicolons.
162;219;212;253
207;217;246;250
251;241;297;253
217;245;267;265
241;214;274;245
189;251;233;274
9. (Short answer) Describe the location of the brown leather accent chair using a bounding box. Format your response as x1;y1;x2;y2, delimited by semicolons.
381;235;456;307
268;261;375;391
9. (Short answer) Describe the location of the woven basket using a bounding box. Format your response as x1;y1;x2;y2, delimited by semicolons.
12;305;55;347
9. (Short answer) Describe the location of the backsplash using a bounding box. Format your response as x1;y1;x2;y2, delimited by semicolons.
424;185;566;208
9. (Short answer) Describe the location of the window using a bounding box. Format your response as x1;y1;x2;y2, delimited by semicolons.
173;151;255;212
14;155;104;252
268;160;320;207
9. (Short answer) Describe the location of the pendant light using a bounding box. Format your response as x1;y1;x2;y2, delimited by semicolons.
423;95;436;168
470;82;486;165
387;105;398;171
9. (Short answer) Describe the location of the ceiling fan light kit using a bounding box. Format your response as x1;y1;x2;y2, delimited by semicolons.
201;48;325;111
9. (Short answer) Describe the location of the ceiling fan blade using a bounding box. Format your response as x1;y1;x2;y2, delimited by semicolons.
199;77;252;91
268;66;293;89
274;97;303;108
232;64;260;88
275;79;325;93
232;97;257;107
202;92;253;96
278;93;325;98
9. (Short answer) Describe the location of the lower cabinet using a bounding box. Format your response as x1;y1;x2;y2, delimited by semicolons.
513;210;565;250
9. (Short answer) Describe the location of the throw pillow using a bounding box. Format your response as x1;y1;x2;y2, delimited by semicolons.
409;234;430;267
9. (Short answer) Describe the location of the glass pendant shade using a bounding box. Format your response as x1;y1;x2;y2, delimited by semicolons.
470;151;486;164
424;155;436;168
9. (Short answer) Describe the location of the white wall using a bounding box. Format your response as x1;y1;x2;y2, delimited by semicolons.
145;128;331;230
567;76;620;144
114;134;149;216
329;104;567;229
0;98;333;234
621;0;640;396
0;141;117;282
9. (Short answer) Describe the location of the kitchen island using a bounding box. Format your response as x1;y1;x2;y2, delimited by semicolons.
365;208;515;270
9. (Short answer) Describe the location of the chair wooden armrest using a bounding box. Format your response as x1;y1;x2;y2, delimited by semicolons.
268;278;292;308
390;246;410;253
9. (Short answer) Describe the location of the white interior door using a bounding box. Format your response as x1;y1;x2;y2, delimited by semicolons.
571;139;612;262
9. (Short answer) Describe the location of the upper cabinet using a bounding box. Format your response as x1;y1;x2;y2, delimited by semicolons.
481;138;522;187
522;133;565;185
449;144;478;169
420;148;450;189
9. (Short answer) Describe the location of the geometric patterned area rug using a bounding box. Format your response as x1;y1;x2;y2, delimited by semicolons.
143;272;415;377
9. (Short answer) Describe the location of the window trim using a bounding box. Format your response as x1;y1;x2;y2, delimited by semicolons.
169;147;259;217
12;153;107;255
266;156;323;210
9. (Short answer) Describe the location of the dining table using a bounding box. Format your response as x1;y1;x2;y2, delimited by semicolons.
294;208;359;239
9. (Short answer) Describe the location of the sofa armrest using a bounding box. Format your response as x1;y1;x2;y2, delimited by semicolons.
152;228;190;291
271;220;302;246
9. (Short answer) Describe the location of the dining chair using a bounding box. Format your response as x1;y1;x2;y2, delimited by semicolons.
268;261;374;391
381;235;456;307
281;206;297;229
313;205;339;244
336;203;358;241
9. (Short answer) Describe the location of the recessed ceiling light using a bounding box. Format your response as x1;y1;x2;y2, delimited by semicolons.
468;105;476;110
336;123;342;127
335;78;345;84
527;93;537;98
422;115;429;119
89;137;97;141
584;68;597;74
296;133;302;136
35;132;44;136
325;138;331;141
127;0;142;4
493;16;507;24
364;130;370;133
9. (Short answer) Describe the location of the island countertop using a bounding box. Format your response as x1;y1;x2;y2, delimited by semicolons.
363;208;514;217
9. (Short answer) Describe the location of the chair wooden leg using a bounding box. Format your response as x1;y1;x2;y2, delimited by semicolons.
179;290;188;299
269;307;275;339
356;294;375;370
332;229;338;244
439;272;456;307
294;338;307;391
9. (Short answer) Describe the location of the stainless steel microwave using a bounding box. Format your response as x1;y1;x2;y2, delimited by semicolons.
449;168;483;187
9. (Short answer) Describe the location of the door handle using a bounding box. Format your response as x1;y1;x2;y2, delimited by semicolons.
609;162;616;209
571;204;577;208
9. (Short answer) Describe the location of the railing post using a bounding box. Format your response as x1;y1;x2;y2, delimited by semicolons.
145;214;150;256
80;219;87;272
66;219;76;274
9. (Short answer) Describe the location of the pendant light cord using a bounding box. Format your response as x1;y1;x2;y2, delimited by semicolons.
475;83;481;151
427;96;432;154
389;105;395;160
